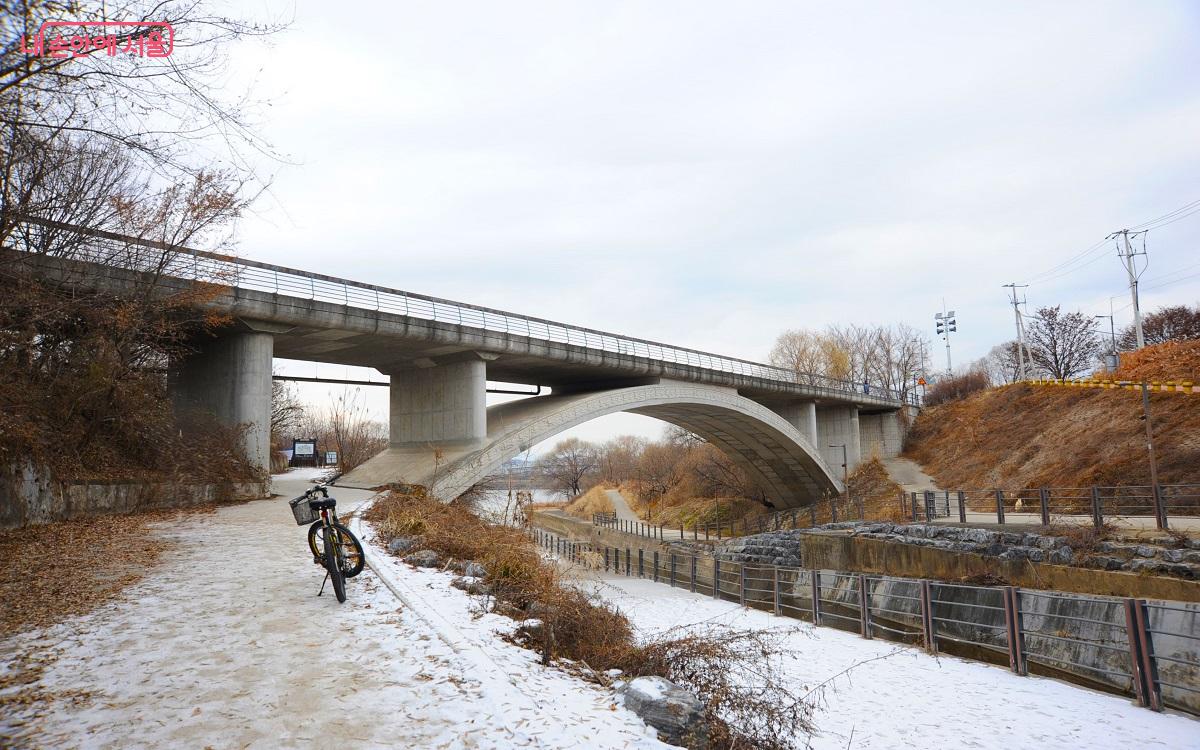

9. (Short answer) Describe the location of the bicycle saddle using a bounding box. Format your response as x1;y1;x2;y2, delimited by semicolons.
308;497;336;511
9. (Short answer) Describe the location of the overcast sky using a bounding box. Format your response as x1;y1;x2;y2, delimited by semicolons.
223;1;1200;445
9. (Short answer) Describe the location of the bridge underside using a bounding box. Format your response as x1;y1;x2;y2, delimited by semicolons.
340;380;843;509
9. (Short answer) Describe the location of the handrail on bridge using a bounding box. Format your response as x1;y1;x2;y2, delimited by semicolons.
6;215;920;407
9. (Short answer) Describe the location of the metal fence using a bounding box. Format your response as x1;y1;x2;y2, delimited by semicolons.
591;493;873;542
902;484;1200;530
9;215;918;407
530;527;1200;715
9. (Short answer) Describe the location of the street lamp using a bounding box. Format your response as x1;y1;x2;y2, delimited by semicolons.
934;305;957;376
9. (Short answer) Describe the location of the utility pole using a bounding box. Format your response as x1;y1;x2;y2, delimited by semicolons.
934;301;956;376
1109;229;1149;349
1139;382;1166;529
1002;283;1030;380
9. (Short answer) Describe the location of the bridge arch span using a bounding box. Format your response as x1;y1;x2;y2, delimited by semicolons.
342;382;842;509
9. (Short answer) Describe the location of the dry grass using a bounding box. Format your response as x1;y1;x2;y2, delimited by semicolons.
364;489;819;748
0;509;210;637
562;484;616;518
904;382;1200;488
1114;339;1200;383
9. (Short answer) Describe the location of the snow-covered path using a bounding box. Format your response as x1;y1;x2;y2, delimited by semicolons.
0;472;670;749
574;571;1199;749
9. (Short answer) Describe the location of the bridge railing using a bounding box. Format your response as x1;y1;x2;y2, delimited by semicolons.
9;216;919;407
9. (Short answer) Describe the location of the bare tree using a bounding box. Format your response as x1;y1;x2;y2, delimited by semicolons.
537;438;598;498
596;435;646;486
270;379;305;449
1026;306;1102;379
767;329;851;383
1118;304;1200;349
324;389;387;474
976;341;1032;384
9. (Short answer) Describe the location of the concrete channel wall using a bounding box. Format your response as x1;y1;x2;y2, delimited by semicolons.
1;464;268;528
532;512;1200;715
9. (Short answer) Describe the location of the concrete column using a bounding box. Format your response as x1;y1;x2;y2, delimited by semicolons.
880;410;904;456
815;404;863;478
848;406;862;470
171;330;273;475
768;400;819;447
389;358;487;445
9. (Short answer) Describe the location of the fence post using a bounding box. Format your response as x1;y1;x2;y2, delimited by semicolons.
773;567;781;616
900;491;908;517
625;548;631;576
858;574;871;638
1124;598;1151;707
809;504;817;526
919;580;937;654
637;549;644;577
1132;599;1163;711
690;555;697;593
1091;486;1103;529
831;495;838;523
923;490;935;521
713;560;721;600
604;547;610;571
739;564;747;607
669;553;676;588
944;490;951;517
995;489;1006;525
1039;488;1051;526
910;491;919;522
652;551;659;583
811;571;822;626
1002;586;1026;674
957;491;967;523
1153;485;1168;531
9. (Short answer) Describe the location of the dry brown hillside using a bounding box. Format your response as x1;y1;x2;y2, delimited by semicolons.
904;383;1200;488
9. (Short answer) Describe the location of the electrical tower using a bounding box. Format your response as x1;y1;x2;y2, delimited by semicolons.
934;302;956;376
1108;229;1149;349
1002;283;1030;380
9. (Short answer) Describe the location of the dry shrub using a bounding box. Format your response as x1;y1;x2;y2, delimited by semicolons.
924;370;990;406
1114;339;1200;383
562;484;616;518
365;489;819;749
1044;522;1119;554
904;383;1200;488
614;629;816;750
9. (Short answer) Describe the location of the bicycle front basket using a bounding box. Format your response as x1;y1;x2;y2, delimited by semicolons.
289;495;319;526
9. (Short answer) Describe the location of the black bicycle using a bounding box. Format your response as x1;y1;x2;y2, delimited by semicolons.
289;484;364;603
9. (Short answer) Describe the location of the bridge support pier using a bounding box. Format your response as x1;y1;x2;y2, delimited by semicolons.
816;404;862;474
769;400;819;447
170;329;273;475
388;357;487;445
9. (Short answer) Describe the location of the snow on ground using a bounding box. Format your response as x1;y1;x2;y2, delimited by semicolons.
572;571;1200;749
0;473;671;749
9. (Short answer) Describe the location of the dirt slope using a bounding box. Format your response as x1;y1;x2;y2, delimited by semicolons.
904;383;1200;488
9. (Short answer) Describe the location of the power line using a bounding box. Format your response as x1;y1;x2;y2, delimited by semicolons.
1026;196;1200;283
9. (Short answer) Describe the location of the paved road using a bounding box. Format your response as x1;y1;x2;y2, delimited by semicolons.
881;456;940;493
605;489;640;522
0;471;663;749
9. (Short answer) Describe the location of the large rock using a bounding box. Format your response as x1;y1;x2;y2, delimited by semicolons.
618;676;706;747
404;549;441;568
387;536;418;555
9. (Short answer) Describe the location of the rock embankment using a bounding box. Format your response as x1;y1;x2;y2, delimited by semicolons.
716;522;1200;579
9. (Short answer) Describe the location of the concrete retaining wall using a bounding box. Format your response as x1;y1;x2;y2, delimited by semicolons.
534;518;1200;714
1;464;268;528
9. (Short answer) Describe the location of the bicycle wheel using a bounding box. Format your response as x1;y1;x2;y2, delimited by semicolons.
307;521;324;563
333;523;365;579
310;523;365;578
323;529;346;603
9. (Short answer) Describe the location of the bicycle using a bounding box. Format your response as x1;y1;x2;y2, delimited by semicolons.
289;484;364;603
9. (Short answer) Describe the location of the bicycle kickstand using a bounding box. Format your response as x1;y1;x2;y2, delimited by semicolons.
318;572;330;597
